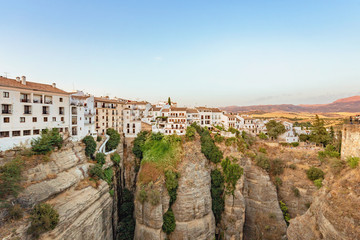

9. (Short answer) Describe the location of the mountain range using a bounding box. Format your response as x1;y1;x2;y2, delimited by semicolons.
221;96;360;113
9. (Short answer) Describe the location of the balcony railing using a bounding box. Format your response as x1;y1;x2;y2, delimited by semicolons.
2;110;12;114
20;99;30;103
43;111;49;114
33;99;43;103
44;100;53;104
24;110;32;114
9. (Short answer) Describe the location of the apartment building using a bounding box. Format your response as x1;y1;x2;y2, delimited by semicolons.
196;107;213;128
0;76;70;151
69;91;96;141
95;97;122;135
186;108;200;125
222;114;237;130
123;101;150;137
161;107;187;135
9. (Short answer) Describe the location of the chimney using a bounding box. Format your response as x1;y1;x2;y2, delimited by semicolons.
21;76;26;85
16;77;21;82
52;83;56;88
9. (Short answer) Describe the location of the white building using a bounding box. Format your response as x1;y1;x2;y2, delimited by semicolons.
123;101;151;137
69;91;96;141
186;108;200;125
222;114;237;130
155;107;187;135
0;76;70;151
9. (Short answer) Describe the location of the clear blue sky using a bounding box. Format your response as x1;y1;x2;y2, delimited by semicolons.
1;0;360;107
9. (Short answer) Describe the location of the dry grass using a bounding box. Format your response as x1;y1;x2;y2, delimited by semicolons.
138;162;163;184
75;177;98;190
46;174;57;180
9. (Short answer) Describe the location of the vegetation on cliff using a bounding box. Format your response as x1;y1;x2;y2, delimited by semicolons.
211;169;225;225
0;157;23;199
31;128;63;154
221;157;243;194
27;203;59;239
118;189;135;240
105;128;121;151
266;120;286;139
82;136;96;158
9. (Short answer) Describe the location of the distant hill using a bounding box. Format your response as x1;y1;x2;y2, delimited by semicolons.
221;96;360;113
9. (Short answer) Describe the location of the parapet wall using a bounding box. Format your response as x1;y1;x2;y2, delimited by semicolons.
341;124;360;159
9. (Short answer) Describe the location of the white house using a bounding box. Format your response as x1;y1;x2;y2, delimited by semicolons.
0;76;70;151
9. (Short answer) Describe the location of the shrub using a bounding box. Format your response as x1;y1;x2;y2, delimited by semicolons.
225;137;237;147
137;189;147;203
314;179;322;189
31;128;63;154
221;157;243;194
103;168;113;185
259;132;268;140
279;201;290;225
266;120;286;139
289;164;297;170
255;154;270;172
165;170;179;206
271;158;284;176
274;176;283;188
258;147;267;154
347;156;359;169
200;130;223;164
211;169;225;224
185;126;196;141
95;153;106;165
306;167;324;181
242;131;255;146
111;153;121;165
291;142;299;147
214;134;224;143
89;164;104;180
132;131;149;159
0;157;24;199
162;209;176;234
82;136;96;158
330;158;344;174
96;136;102;142
292;187;300;197
105;128;121;152
8;204;24;220
109;189;114;197
148;189;161;206
27;203;59;238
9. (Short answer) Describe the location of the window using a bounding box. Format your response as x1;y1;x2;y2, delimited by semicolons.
53;117;56;122
4;117;10;123
20;93;30;103
24;105;31;114
12;131;21;137
23;130;31;136
43;106;49;114
2;104;11;114
61;117;64;122
33;94;42;103
20;117;25;123
59;97;63;102
59;107;64;115
33;129;40;135
44;117;48;122
44;96;53;104
33;117;37;122
0;131;10;138
3;92;9;98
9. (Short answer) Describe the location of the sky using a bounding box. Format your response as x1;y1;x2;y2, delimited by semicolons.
1;0;360;107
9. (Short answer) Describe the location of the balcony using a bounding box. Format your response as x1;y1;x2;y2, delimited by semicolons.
20;98;31;103
42;111;49;114
24;110;32;114
44;100;53;104
2;109;12;114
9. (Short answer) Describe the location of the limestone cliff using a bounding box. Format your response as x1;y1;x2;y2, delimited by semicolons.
134;139;215;240
287;166;360;240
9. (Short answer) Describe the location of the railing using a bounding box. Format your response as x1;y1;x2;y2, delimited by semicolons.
33;99;43;103
2;110;12;114
97;134;117;155
20;99;30;103
44;100;53;104
43;111;49;114
24;110;32;114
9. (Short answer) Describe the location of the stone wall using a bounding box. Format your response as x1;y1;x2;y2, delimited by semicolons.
341;124;360;159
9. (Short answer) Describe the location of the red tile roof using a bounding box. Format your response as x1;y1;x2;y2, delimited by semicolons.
186;108;199;113
0;76;69;95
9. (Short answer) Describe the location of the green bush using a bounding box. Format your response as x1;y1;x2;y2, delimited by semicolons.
258;132;268;140
314;179;322;189
291;142;299;147
318;145;340;161
289;164;297;170
95;152;106;165
279;201;290;225
103;168;113;185
221;157;243;194
271;158;284;176
8;204;24;220
185;126;196;141
274;176;283;188
162;209;176;234
27;203;59;238
31;128;63;154
306;167;324;181
330;158;344;174
148;189;161;206
225;137;237;147
200;130;223;164
255;154;270;172
82;136;96;158
242;131;255;146
258;147;267;154
111;153;121;165
211;169;225;224
96;135;102;142
292;187;300;197
266;120;286;139
109;189;114;197
214;134;224;143
105;128;121;152
137;189;147;203
347;156;359;169
89;164;104;180
0;157;24;199
165;170;179;206
132;131;149;159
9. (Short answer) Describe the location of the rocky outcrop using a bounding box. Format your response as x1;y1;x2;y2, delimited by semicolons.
243;158;287;240
134;139;215;240
220;176;246;240
287;167;360;240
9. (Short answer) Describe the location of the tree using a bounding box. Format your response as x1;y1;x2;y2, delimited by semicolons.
168;97;171;106
27;203;59;238
266;120;286;139
309;115;330;146
82;136;96;158
105;128;121;151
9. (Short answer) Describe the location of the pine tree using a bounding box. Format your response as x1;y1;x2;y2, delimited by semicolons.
168;97;171;106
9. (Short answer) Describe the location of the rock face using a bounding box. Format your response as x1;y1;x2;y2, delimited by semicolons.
243;158;287;240
287;167;360;240
220;176;246;240
2;142;114;240
134;139;215;240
